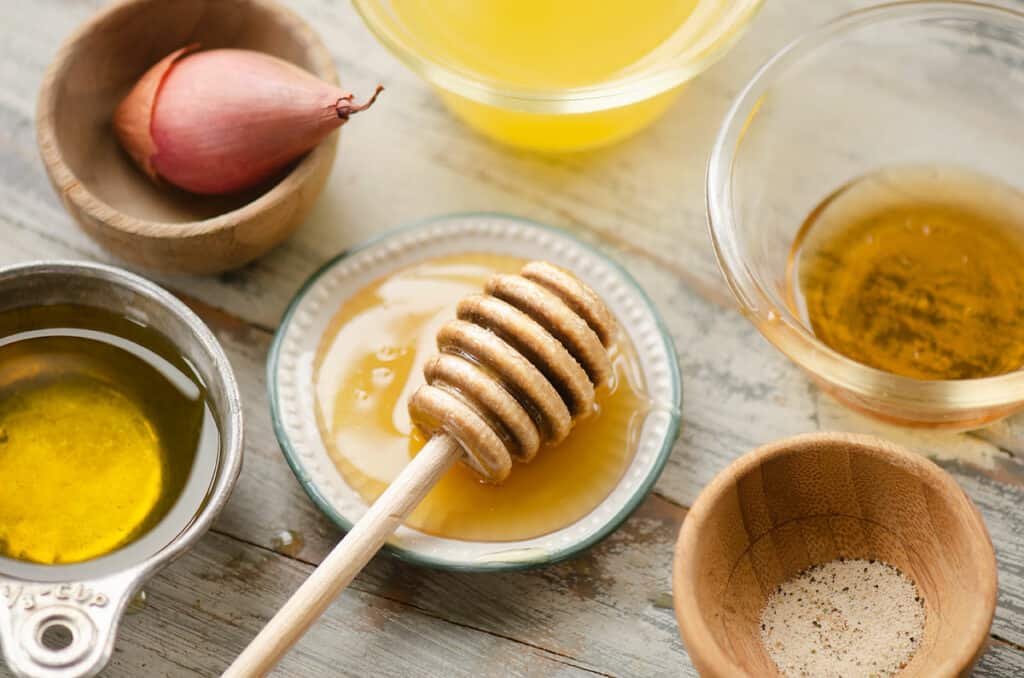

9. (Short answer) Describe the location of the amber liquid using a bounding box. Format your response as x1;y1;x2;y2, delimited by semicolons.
788;166;1024;380
0;305;219;564
314;254;652;542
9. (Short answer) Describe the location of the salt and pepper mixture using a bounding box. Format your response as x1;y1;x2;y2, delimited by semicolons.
225;261;617;676
760;559;925;678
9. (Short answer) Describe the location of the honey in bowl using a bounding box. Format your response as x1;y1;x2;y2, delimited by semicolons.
787;166;1024;381
0;304;219;565
314;254;652;541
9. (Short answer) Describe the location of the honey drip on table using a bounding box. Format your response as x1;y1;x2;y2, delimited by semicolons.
0;305;218;565
314;254;652;542
787;166;1024;380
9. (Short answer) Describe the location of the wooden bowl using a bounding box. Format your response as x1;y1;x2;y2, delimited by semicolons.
673;432;997;677
36;0;339;274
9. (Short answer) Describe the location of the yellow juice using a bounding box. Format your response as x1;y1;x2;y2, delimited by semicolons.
391;0;699;151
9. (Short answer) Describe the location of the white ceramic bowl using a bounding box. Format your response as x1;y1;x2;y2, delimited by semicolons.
268;213;681;570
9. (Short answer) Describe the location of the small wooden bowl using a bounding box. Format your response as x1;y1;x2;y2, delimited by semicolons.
36;0;339;274
673;433;997;677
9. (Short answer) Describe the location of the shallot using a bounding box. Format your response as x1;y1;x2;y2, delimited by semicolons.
114;47;381;195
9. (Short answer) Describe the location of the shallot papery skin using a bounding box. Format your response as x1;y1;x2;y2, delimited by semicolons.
114;47;381;195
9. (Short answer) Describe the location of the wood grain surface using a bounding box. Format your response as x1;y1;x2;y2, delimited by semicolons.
2;0;1024;676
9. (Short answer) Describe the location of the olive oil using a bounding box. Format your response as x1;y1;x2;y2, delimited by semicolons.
314;254;651;542
0;305;219;565
788;166;1024;380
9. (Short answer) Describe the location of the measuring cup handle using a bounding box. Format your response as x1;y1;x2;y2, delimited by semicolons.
0;574;136;678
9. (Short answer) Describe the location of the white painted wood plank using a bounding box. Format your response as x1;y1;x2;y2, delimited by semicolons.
938;461;1024;650
3;125;1024;676
975;642;1024;677
0;0;871;331
1;532;605;678
3;104;1024;678
1;0;1024;675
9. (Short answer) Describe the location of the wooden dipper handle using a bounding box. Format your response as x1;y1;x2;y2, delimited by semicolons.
224;262;616;676
223;434;461;677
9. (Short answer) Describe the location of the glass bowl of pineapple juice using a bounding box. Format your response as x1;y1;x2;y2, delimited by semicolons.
354;0;762;152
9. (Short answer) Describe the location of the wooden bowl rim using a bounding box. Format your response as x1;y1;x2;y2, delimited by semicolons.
35;0;338;240
672;431;998;678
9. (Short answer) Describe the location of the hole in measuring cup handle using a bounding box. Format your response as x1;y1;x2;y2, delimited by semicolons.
39;619;76;650
0;575;137;678
23;607;94;667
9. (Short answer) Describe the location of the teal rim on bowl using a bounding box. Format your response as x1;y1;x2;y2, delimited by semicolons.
267;213;682;571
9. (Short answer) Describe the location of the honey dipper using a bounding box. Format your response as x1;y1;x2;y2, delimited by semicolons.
225;261;617;677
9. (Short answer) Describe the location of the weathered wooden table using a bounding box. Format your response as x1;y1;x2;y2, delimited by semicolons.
3;1;1024;675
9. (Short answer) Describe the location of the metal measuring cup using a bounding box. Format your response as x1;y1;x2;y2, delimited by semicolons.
0;261;244;678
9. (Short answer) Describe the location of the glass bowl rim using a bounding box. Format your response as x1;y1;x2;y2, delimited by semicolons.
707;0;1024;412
352;0;764;113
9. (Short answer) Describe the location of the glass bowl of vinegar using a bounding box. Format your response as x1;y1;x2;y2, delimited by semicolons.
708;1;1024;429
353;0;762;152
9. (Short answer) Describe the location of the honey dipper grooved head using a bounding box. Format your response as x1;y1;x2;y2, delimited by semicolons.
437;319;572;444
520;261;616;347
407;385;513;482
485;274;613;387
424;354;541;462
408;261;617;484
457;294;595;417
